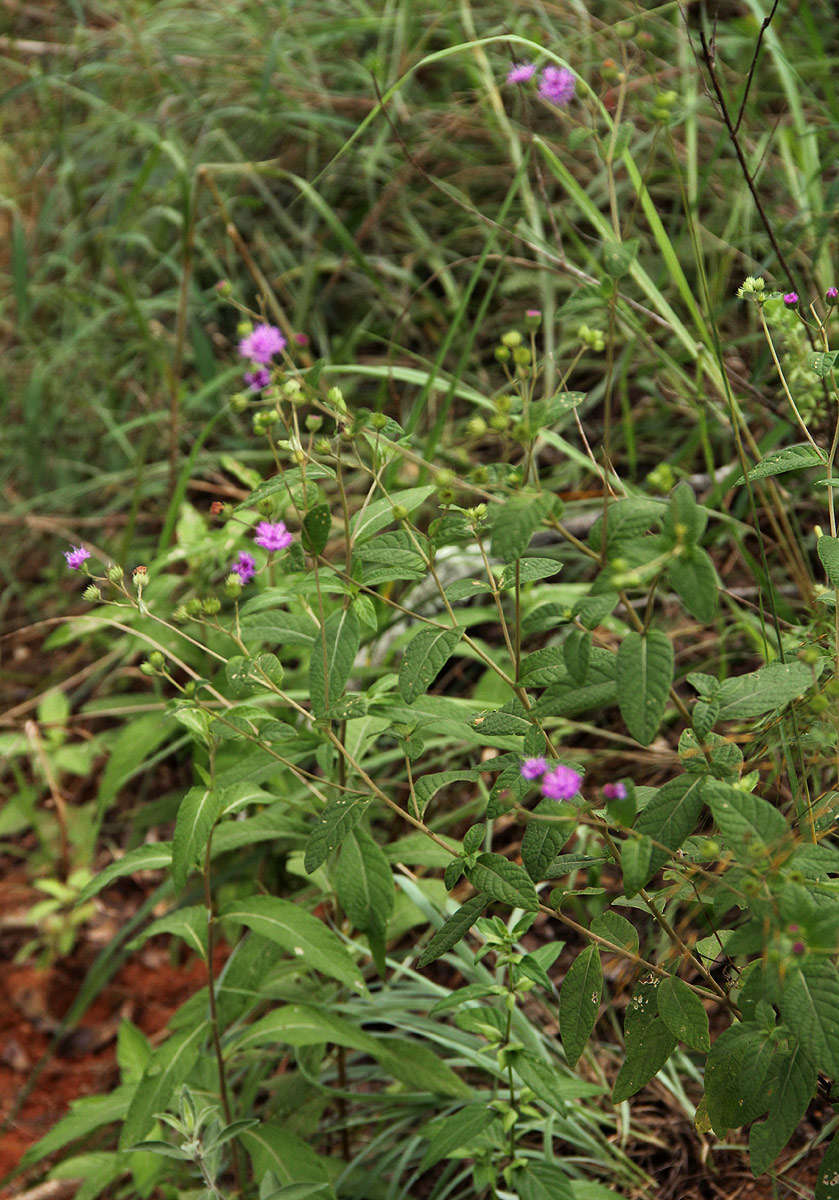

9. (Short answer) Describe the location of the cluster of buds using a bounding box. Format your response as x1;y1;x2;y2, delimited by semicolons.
737;275;767;303
578;323;605;352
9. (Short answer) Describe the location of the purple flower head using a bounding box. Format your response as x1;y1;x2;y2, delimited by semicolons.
539;66;575;107
792;940;806;955
507;62;536;84
602;781;628;801
254;520;293;553
65;545;91;570
783;292;799;308
520;756;548;781
827;287;838;303
238;323;286;364
541;764;582;800
244;368;271;392
231;551;256;584
293;332;309;346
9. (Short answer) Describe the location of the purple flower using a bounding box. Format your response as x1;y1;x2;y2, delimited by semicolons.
538;66;575;107
602;782;628;801
231;551;256;583
783;292;799;307
827;287;838;303
254;521;293;552
792;940;806;955
507;62;536;84
244;368;271;392
521;756;547;781
65;545;91;570
541;764;582;800
238;323;286;364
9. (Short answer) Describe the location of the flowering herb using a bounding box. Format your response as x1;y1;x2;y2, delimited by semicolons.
244;368;271;391
254;521;293;552
231;551;256;583
238;323;286;364
507;62;536;84
520;756;547;780
538;65;575;106
64;546;91;570
602;782;627;800
783;292;799;307
541;764;582;800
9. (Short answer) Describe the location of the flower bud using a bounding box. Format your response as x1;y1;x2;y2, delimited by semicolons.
149;650;165;670
106;563;123;584
489;413;509;432
467;416;487;437
494;345;511;363
827;287;838;306
132;565;148;589
82;584;101;602
327;386;347;412
437;487;455;504
501;329;523;348
236;321;253;337
370;412;388;431
140;662;156;676
524;309;542;330
512;345;531;366
186;598;203;617
231;392;250;413
305;414;323;432
282;378;302;398
224;572;243;597
215;279;233;298
315;437;332;455
391;504;410;522
202;596;221;615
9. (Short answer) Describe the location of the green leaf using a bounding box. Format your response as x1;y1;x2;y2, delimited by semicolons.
416;894;490;967
663;481;708;544
780;961;839;1078
634;774;707;879
302;504;331;555
228;1003;375;1055
373;1037;472;1098
515;1160;575;1200
522;799;572;881
309;606;360;718
705;1023;772;1133
239;610;318;647
590;910;639;956
705;780;788;858
240;1123;333;1192
398;626;463;704
612;978;676;1103
221;896;366;991
76;844;173;904
716;661;813;719
657;977;710;1052
616;630;673;746
490;491;552;562
816;1131;839;1199
349;486;435;544
21;1087;133;1168
818;535;839;587
171;787;224;891
128;905;208;959
559;945;603;1067
621;835;654;898
809;350;839;378
668;547;718;623
304;794;371;873
562;629;591;684
602;236;640;279
588;498;664;553
511;1052;604;1108
120;1022;208;1148
467;853;539;910
334;827;394;970
419;1104;498;1170
413;769;480;818
735;443;824;484
749;1040;816;1175
48;1153;128;1200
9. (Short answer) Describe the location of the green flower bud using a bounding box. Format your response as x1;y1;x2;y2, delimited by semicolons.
524;309;542;330
231;392;250;413
202;596;221;615
106;563;123;584
185;598;203;617
315;437;332;455
258;498;275;515
512;421;531;442
436;469;456;488
215;279;233;298
282;378;302;398
799;646;821;665
236;321;253;337
489;413;509;432
140;662;156;676
501;329;523;348
392;504;410;522
512;345;531;366
293;449;307;465
183;680;197;697
149;650;165;670
224;573;243;597
470;465;489;484
467;416;487;437
494;345;511;363
327;386;347;412
370;412;388;431
495;394;513;413
82;584;101;602
438;487;455;504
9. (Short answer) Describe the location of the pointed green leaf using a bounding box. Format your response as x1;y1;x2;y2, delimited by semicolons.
735;443;824;484
635;774;707;878
302;505;331;555
716;661;813;720
419;1104;498;1170
781;961;839;1078
172;787;224;890
240;1123;333;1192
128;905;208;959
621;835;654;898
559;945;603;1067
120;1022;208;1148
490;492;552;562
309;606;360;717
76;844;173;904
304;794;371;873
816;1130;839;1199
668;547;718;623
522;799;572;881
706;780;788;858
590;910;639;956
416;894;490;968
349;486;435;544
657;976;710;1051
749;1040;816;1175
467;853;539;911
334;827;394;942
398;626;463;704
221;896;366;992
616;630;673;746
612;978;676;1103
